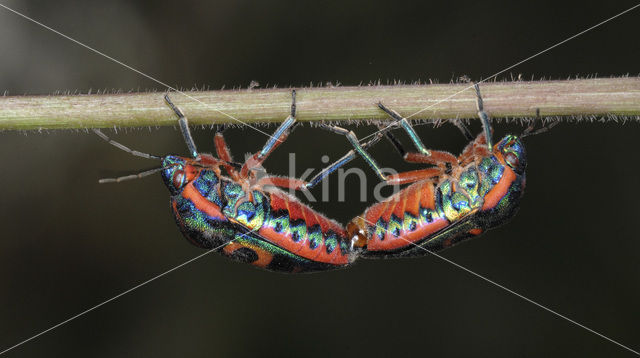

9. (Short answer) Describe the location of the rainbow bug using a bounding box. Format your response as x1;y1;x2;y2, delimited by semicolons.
322;84;553;257
95;91;367;273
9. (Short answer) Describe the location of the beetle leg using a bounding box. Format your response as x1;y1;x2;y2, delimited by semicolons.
316;124;387;182
240;90;299;178
473;83;493;150
164;93;199;159
377;102;430;156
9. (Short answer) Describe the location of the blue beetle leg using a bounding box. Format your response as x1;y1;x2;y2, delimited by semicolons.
305;151;355;190
377;102;430;156
305;133;383;190
379;102;473;148
257;90;298;160
473;83;493;150
313;124;387;184
240;90;298;179
375;108;461;167
164;93;199;159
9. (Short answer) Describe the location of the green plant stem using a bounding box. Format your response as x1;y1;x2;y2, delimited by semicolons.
0;78;639;130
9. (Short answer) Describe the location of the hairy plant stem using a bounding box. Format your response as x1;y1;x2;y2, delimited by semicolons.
0;78;639;130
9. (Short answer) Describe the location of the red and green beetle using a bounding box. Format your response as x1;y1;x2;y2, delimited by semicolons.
321;84;552;258
96;85;550;272
97;91;358;272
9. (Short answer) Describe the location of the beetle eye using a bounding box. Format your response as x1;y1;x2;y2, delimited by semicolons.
504;152;519;168
173;170;185;188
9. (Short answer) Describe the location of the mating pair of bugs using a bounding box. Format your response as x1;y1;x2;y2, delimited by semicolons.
95;85;550;273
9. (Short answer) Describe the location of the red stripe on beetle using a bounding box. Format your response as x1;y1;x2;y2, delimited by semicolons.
257;192;349;265
181;183;227;221
481;164;516;211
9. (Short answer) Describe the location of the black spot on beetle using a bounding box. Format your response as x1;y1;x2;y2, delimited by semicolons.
228;247;258;264
274;222;283;232
325;238;336;254
426;211;433;223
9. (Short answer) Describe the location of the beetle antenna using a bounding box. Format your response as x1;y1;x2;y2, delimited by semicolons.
521;109;558;138
98;166;169;184
93;129;162;160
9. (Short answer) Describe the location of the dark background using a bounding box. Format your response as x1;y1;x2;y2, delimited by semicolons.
1;0;639;356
